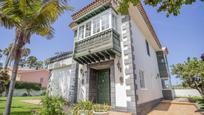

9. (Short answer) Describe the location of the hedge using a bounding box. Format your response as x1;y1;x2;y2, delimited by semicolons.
15;81;42;91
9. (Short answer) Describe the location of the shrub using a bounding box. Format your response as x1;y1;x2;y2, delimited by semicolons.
0;70;9;95
72;100;111;114
72;100;93;115
93;104;111;112
15;81;41;90
188;96;203;103
22;93;28;97
38;95;68;115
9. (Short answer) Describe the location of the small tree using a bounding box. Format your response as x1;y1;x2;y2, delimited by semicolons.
27;56;38;68
172;57;204;99
3;44;31;67
35;61;44;70
201;53;204;61
118;0;204;16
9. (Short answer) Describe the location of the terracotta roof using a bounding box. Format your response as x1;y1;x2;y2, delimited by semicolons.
71;0;112;20
7;67;48;74
69;22;77;28
70;0;162;48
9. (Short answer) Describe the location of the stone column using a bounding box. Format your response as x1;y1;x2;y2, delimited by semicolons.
121;16;137;115
110;63;116;109
68;61;79;103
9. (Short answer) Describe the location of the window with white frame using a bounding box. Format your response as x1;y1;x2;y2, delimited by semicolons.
78;25;84;40
93;17;100;34
139;70;145;88
101;13;109;31
85;21;91;37
76;10;118;41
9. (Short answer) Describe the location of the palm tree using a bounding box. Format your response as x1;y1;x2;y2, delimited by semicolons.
0;0;71;114
3;44;13;56
35;61;44;70
26;56;38;68
19;48;31;67
3;44;31;67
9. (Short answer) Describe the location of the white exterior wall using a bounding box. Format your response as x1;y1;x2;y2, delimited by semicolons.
49;66;72;99
130;19;163;104
48;58;73;100
114;56;127;107
77;64;88;101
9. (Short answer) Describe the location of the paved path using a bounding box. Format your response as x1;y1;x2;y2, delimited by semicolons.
21;99;41;105
109;112;132;115
148;100;201;115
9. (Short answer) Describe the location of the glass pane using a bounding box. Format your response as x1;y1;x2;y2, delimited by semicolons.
85;22;91;37
112;14;117;30
78;25;84;40
101;14;109;31
93;17;100;34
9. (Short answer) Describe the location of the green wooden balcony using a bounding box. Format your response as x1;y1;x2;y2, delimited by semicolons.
74;29;121;64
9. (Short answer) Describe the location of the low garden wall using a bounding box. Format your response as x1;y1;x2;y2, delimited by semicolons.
2;89;44;96
174;89;201;97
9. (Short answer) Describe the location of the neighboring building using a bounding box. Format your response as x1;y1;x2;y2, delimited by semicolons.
8;68;49;88
48;0;174;115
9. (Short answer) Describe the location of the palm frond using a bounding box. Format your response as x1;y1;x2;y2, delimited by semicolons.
0;12;15;29
0;0;22;29
34;26;54;39
32;0;71;26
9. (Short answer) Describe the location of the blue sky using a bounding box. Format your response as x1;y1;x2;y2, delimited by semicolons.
0;0;204;85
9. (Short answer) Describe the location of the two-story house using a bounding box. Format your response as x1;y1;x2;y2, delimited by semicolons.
48;0;174;115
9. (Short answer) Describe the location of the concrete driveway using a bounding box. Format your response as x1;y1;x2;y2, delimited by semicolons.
148;100;201;115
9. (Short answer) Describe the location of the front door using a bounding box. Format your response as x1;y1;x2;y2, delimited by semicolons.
96;69;110;104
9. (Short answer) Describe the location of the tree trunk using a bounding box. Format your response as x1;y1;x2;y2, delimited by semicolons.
3;34;24;115
3;54;20;115
3;37;18;97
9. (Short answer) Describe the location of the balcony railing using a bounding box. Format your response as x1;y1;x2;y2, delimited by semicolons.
74;29;121;64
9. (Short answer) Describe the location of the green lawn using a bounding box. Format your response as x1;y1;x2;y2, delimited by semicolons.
0;96;43;115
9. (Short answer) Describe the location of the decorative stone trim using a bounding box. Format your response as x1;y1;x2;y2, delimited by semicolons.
68;61;79;103
87;61;116;109
121;16;137;115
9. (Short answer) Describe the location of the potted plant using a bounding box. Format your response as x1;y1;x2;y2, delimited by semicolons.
93;104;111;115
